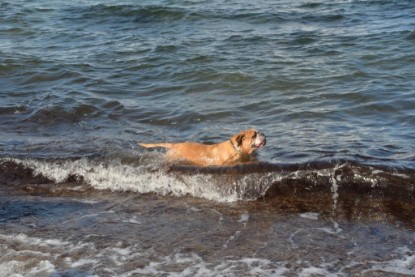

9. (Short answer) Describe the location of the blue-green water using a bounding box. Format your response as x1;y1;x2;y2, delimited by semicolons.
1;0;414;167
1;1;414;276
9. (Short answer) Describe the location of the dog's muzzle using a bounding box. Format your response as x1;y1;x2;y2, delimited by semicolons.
252;132;266;149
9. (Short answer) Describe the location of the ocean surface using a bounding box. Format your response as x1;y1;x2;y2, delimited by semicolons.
1;0;415;276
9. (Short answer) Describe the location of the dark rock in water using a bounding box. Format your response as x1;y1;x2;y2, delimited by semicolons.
0;159;52;185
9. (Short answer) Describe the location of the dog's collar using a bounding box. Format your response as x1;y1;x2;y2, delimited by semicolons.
229;139;241;152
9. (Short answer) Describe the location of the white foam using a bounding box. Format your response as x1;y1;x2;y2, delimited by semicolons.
0;234;60;277
27;260;56;276
392;173;410;179
330;164;345;210
0;261;25;277
70;258;98;268
4;157;408;205
364;246;415;275
222;230;241;249
122;215;142;224
0;232;138;277
317;221;343;235
119;253;290;277
2;231;414;276
237;213;249;223
298;262;338;277
7;158;275;203
0;233;70;248
299;212;319;220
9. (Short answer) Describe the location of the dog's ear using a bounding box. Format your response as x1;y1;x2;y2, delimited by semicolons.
235;134;245;146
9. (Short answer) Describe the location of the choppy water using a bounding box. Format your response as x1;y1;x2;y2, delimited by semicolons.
1;0;415;276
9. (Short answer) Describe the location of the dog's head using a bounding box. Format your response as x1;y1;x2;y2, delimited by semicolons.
231;129;266;154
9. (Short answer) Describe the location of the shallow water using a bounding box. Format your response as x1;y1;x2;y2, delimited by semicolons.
1;0;415;276
1;178;415;276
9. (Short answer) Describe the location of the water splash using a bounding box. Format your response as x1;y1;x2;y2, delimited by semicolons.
1;157;414;204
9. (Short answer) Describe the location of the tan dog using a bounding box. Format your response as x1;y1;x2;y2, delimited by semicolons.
138;129;266;166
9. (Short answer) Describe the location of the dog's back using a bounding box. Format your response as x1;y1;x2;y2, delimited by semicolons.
138;142;174;149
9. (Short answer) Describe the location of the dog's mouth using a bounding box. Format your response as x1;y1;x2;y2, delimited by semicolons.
252;137;266;149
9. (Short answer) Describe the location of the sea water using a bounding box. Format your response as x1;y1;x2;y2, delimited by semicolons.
1;0;414;276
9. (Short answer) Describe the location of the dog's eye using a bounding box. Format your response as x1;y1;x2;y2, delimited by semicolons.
252;132;257;139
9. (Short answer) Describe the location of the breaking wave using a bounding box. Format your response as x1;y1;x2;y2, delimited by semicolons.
1;156;414;203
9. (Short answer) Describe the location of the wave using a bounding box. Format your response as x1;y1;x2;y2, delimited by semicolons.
1;156;414;203
0;105;28;115
0;100;119;127
65;4;200;24
21;105;102;125
61;3;340;26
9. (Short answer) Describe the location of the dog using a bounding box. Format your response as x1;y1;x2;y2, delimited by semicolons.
138;129;266;166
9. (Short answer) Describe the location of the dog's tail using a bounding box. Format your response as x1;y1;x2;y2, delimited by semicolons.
138;142;174;149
